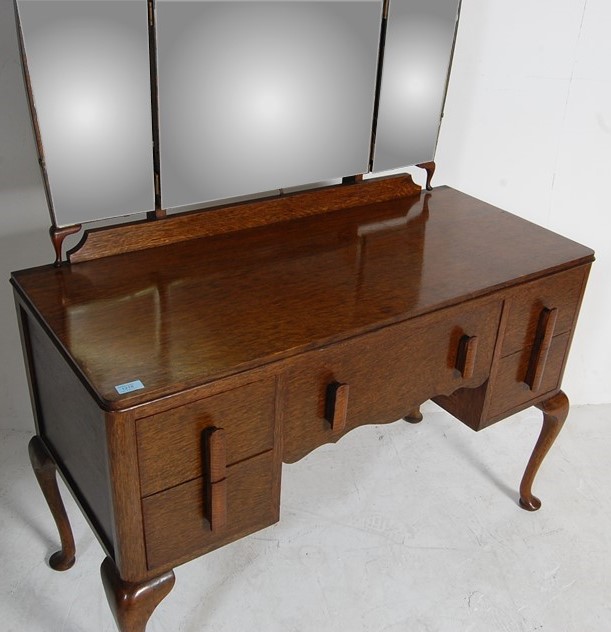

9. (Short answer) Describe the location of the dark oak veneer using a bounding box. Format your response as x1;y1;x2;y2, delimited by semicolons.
12;181;593;632
283;295;502;463
142;449;278;570
136;378;276;497
501;266;586;357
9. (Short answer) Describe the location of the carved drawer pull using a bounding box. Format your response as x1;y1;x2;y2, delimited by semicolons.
204;427;227;531
456;335;479;379
325;382;349;432
525;307;559;391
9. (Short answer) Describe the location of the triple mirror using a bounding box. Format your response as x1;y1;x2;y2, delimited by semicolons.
16;0;461;228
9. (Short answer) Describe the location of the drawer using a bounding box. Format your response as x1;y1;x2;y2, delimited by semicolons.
137;378;275;496
142;449;277;570
283;298;502;463
501;266;587;357
488;332;570;418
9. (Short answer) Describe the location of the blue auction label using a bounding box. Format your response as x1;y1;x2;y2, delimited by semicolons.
115;380;145;395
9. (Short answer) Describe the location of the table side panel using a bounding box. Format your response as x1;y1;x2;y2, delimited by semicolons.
18;300;114;555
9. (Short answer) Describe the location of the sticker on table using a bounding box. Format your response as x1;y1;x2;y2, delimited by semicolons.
115;380;145;395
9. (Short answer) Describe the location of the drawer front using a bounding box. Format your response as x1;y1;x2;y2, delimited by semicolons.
142;450;277;570
137;378;275;496
283;298;502;463
501;266;587;357
488;332;570;419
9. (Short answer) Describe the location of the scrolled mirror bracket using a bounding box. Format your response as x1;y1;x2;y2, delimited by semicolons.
50;225;82;267
416;161;436;191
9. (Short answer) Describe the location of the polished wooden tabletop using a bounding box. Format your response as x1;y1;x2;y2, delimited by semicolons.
12;186;594;410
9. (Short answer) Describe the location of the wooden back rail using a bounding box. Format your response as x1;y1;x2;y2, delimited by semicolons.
66;174;421;264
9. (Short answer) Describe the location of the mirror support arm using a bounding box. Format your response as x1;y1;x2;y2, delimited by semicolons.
50;224;82;267
416;161;436;191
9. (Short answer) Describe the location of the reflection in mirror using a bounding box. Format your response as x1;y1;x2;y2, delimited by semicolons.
17;0;155;227
156;0;383;210
373;0;461;171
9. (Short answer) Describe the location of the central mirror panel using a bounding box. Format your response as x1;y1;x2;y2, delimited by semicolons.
17;0;156;227
156;0;383;210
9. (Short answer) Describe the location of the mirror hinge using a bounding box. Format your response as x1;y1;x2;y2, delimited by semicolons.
154;172;160;197
148;1;155;27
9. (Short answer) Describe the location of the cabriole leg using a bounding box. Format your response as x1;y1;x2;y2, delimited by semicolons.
28;435;76;570
519;390;569;511
101;557;175;632
404;406;423;424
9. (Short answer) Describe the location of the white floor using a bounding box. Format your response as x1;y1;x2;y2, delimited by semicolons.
1;403;610;632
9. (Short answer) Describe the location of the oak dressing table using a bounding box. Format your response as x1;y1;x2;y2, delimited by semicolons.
11;176;593;631
10;1;594;630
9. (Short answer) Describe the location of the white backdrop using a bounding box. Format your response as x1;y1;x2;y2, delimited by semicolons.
1;0;609;432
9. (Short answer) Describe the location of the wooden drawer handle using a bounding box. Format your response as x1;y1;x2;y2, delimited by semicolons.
525;307;558;391
325;382;349;432
456;335;479;379
204;427;227;531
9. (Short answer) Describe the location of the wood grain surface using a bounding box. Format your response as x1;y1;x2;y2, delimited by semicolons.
136;378;275;496
142;449;277;570
11;186;594;412
68;174;421;263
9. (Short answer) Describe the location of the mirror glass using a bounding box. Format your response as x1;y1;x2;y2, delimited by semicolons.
17;0;155;227
156;0;383;210
373;0;461;171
